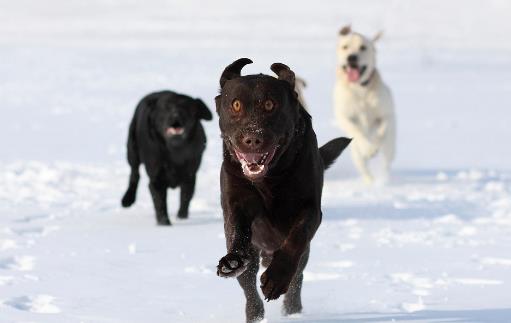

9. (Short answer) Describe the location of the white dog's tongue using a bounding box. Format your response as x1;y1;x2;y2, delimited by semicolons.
347;67;360;82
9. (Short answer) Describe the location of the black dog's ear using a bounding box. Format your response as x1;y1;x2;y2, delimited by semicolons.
195;98;212;121
270;63;295;89
220;58;253;88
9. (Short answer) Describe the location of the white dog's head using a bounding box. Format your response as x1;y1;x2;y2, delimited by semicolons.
336;25;382;85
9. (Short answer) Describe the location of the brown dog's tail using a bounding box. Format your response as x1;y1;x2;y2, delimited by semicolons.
319;137;352;170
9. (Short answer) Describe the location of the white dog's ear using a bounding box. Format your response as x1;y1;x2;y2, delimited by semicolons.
373;30;383;42
339;25;351;36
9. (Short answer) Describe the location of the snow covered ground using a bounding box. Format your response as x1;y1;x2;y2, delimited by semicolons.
1;0;511;322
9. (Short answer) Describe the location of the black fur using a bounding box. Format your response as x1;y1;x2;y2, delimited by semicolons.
320;137;352;169
121;90;212;225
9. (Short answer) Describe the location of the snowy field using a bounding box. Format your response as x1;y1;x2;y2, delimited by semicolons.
1;0;511;322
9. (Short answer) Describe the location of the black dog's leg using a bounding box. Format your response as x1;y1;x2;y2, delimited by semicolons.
177;175;196;219
283;245;310;315
237;248;264;323
121;118;140;207
149;181;170;225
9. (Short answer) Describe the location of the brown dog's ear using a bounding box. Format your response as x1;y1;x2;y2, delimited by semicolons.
270;63;295;89
339;25;351;36
373;30;383;42
194;98;212;121
220;58;253;88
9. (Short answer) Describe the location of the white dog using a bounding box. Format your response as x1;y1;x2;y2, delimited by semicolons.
333;25;396;183
294;77;308;111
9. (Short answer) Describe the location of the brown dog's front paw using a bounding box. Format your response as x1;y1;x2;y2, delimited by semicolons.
217;253;249;278
260;254;296;301
260;268;292;301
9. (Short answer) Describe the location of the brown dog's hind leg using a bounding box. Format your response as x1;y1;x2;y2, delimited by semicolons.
282;245;310;315
237;248;264;323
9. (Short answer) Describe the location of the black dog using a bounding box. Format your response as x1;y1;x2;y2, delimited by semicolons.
215;58;351;322
121;90;212;225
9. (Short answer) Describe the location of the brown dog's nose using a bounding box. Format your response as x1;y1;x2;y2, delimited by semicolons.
242;134;264;150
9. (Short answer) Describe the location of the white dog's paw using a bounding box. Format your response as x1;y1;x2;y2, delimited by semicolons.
363;175;375;185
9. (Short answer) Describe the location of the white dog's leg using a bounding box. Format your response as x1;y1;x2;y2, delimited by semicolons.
336;116;377;157
381;126;395;182
352;146;373;184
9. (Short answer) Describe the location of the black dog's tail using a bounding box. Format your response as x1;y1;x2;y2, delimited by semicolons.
319;137;352;170
121;108;141;208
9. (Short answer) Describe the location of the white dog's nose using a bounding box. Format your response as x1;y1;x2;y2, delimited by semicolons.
347;54;358;65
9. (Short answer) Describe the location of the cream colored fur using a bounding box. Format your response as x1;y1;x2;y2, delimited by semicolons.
294;77;308;111
333;26;395;183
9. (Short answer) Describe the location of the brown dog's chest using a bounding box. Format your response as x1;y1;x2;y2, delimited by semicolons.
249;199;302;254
251;215;285;253
248;176;311;254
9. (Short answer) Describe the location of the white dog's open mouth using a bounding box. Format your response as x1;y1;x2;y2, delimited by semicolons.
344;65;367;82
234;148;277;180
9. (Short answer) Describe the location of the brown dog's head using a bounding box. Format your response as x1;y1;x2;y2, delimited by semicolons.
215;58;303;181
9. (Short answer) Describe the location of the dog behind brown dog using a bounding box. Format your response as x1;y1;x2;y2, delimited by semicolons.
215;58;351;322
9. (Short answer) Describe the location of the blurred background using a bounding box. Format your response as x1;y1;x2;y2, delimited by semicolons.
1;1;510;322
2;0;510;169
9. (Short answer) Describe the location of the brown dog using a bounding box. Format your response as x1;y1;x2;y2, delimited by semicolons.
215;58;351;322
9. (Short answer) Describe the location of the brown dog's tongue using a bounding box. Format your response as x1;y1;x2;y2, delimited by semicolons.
347;67;360;82
236;151;261;164
235;150;261;164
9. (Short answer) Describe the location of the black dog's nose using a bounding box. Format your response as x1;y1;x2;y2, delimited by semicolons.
242;134;264;150
347;54;358;65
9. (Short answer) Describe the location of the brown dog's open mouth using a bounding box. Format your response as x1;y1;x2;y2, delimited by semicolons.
234;148;277;180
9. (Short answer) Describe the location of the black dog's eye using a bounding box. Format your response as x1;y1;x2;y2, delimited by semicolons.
360;45;367;51
231;99;242;113
264;99;274;112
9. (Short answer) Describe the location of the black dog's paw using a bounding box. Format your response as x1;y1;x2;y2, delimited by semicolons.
177;209;188;219
217;253;250;278
121;191;136;207
156;216;172;226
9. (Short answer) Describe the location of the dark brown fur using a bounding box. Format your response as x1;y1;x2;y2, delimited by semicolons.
215;58;350;322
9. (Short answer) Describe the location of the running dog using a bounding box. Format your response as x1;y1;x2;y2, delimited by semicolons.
215;58;350;322
333;25;396;183
121;90;212;225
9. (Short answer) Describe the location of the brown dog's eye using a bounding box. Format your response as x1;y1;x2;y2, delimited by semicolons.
264;99;274;112
360;45;367;51
342;45;348;50
231;99;242;113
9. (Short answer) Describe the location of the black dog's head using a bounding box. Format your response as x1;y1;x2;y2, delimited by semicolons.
215;58;303;182
153;92;212;146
